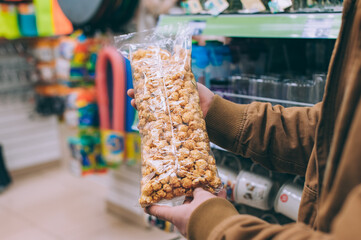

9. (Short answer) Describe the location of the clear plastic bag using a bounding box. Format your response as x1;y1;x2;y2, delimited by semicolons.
115;26;222;207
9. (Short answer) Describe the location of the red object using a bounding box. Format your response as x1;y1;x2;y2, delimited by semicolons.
280;194;288;203
95;46;125;132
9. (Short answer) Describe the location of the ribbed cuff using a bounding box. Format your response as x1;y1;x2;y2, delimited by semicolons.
205;95;248;152
187;198;239;240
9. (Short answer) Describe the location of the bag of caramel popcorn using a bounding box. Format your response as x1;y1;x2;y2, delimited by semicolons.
116;26;222;207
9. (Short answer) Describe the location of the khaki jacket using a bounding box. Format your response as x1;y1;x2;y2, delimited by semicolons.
187;0;361;239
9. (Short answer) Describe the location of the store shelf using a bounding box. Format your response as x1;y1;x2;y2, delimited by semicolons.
214;91;315;107
210;142;227;152
158;12;342;39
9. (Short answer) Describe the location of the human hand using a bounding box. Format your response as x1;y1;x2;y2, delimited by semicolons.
145;188;226;237
197;83;214;118
126;83;214;118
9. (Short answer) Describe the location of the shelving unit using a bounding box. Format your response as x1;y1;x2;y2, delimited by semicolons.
158;11;334;224
214;91;315;106
158;12;342;39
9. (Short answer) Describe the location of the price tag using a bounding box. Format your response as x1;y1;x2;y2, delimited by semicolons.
241;0;266;12
188;0;203;14
302;18;334;38
278;0;293;10
181;0;203;14
205;0;229;16
188;20;207;35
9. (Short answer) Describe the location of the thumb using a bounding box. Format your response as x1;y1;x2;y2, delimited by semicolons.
193;188;215;201
146;205;173;222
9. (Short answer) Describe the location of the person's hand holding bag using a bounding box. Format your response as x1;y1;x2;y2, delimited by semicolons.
146;188;227;237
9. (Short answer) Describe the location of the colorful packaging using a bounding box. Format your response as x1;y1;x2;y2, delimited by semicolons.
0;4;21;39
100;130;125;168
18;3;38;36
125;132;142;166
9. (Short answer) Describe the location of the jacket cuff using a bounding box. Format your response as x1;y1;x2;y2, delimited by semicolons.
187;198;239;240
205;95;248;152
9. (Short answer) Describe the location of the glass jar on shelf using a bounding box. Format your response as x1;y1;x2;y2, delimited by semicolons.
282;79;315;107
249;75;282;105
230;75;251;104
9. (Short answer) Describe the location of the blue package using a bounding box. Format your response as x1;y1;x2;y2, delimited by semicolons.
124;57;137;132
19;14;38;37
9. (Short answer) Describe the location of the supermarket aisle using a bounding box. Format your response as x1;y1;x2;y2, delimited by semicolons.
0;167;181;240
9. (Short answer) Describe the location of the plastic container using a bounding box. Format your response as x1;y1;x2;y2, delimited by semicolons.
230;75;251;104
282;79;315;106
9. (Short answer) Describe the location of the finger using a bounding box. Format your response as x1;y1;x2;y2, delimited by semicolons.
217;189;227;199
197;82;205;88
146;205;173;222
193;188;214;198
127;89;135;98
131;99;137;110
197;82;208;93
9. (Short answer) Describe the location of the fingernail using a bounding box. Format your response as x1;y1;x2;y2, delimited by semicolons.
144;206;151;214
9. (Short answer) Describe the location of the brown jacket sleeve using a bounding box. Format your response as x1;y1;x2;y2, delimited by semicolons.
188;185;361;240
205;96;321;175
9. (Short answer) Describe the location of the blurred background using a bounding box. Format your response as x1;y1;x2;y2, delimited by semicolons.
0;0;342;239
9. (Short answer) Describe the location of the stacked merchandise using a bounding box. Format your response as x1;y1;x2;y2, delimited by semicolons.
63;32;112;176
0;39;62;172
67;88;107;176
0;0;73;39
66;35;142;176
214;148;304;224
192;38;331;107
0;39;36;103
181;0;342;14
33;34;103;118
33;38;70;116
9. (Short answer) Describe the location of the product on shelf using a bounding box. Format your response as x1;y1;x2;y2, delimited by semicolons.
0;1;73;40
67;87;106;176
273;177;303;221
17;3;37;36
0;4;21;39
204;0;229;15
